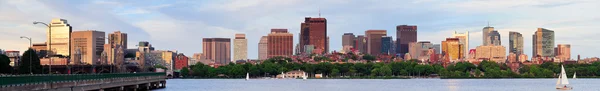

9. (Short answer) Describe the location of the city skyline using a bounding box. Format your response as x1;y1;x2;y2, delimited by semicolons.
1;0;599;59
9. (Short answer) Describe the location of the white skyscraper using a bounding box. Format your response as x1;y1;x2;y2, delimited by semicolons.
234;34;247;61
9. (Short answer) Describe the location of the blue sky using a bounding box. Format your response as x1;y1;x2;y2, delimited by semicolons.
1;0;599;59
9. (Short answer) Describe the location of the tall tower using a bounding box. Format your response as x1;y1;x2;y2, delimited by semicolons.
532;28;555;57
396;25;418;56
233;34;247;61
268;29;294;58
258;36;268;60
452;31;469;59
488;31;501;46
509;31;523;54
48;18;73;56
202;38;231;64
300;17;327;54
70;30;105;65
365;30;387;56
105;31;127;67
482;25;494;46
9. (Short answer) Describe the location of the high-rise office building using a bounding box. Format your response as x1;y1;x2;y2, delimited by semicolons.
442;38;464;62
556;44;571;62
488;31;501;46
342;33;355;48
452;31;469;59
396;25;417;56
268;29;294;58
203;38;231;64
433;44;441;54
233;34;247;61
355;35;367;54
105;31;127;67
366;30;387;55
482;25;494;46
258;36;268;60
532;28;555;57
300;17;328;54
70;30;105;65
509;31;524;54
381;36;393;54
137;41;155;52
48;19;73;56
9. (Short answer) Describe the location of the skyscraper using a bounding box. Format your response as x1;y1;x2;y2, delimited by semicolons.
202;38;231;64
258;36;268;60
300;17;328;54
532;28;555;57
475;45;506;63
556;44;571;62
268;29;294;58
396;25;417;56
342;33;355;48
381;36;393;54
48;19;73;56
365;30;387;55
70;30;105;65
488;31;501;46
233;33;247;61
482;25;494;46
105;31;127;67
355;35;367;54
441;38;463;62
452;31;469;59
509;31;523;54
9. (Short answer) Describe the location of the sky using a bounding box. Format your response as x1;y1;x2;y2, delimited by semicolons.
1;0;599;59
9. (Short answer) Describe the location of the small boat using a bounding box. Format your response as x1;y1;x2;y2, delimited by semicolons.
303;72;308;81
245;73;249;81
573;72;577;79
556;65;573;90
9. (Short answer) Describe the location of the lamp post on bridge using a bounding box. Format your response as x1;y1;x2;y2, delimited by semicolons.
33;21;52;74
20;36;32;74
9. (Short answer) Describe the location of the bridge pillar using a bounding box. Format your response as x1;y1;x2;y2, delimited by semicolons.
120;86;124;91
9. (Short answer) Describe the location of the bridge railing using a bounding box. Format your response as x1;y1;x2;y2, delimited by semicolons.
0;72;165;88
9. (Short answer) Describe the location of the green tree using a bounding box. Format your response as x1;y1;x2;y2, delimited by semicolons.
380;65;392;76
19;49;41;74
362;54;376;61
181;67;189;77
330;68;340;77
0;54;12;74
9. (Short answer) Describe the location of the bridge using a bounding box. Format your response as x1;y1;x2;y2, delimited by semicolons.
0;73;166;91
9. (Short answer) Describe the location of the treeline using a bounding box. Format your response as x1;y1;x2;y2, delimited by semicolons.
180;57;600;78
0;49;43;74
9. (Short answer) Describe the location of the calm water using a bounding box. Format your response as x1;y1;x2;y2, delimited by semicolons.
154;78;600;91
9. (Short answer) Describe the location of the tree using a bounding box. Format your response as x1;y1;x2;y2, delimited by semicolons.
380;65;392;76
0;54;12;74
330;68;340;77
181;67;189;77
19;49;42;74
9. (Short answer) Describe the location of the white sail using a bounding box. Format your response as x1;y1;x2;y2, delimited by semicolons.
560;65;569;85
282;72;285;79
246;73;249;80
556;74;561;85
573;72;576;79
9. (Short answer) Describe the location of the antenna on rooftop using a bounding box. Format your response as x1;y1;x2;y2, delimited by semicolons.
318;8;321;17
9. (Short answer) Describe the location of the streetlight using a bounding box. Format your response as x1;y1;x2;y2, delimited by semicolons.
33;21;52;74
20;36;32;74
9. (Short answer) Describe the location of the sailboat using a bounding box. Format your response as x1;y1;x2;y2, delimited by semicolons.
246;73;249;81
573;72;577;79
303;72;308;80
556;65;573;90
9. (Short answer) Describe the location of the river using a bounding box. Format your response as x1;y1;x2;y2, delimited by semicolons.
154;78;600;91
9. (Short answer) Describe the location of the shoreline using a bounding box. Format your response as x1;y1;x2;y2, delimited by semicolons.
172;76;600;79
